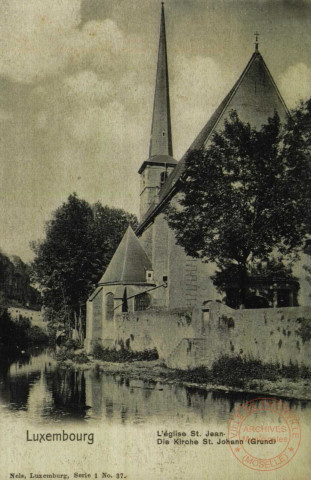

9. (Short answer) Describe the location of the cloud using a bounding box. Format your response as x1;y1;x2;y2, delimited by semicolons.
0;110;13;121
171;54;233;157
1;0;305;263
0;1;138;84
27;68;148;217
279;63;311;109
0;0;81;82
63;70;113;108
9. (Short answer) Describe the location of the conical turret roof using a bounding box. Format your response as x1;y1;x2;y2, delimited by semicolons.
99;226;152;285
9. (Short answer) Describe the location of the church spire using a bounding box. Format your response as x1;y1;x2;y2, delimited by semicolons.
149;2;173;157
254;31;260;52
138;3;177;222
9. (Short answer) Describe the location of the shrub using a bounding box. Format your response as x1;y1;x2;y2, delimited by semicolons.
25;326;49;344
185;355;311;387
92;344;158;362
0;308;48;351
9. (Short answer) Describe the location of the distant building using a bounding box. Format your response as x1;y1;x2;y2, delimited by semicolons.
85;4;311;352
0;253;41;309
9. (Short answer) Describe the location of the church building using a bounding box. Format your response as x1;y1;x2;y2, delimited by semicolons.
85;4;310;353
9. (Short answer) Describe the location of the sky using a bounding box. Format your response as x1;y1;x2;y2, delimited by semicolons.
0;0;311;262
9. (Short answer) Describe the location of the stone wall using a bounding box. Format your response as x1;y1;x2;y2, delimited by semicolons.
112;302;311;370
85;283;156;353
8;307;46;331
114;307;202;358
167;302;311;369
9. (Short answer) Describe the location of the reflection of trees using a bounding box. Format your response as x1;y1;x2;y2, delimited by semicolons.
48;369;86;412
0;352;305;425
0;353;90;420
0;354;11;381
0;370;40;409
0;350;52;412
105;398;114;418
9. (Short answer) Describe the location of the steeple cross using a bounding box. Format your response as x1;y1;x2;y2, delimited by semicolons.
254;31;260;52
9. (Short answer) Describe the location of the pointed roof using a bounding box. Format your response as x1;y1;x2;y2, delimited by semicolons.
137;49;289;232
99;226;152;285
189;50;288;151
149;2;173;158
139;4;177;174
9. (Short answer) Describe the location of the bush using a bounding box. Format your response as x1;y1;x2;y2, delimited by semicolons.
25;326;49;344
0;308;48;351
171;356;311;388
63;338;81;350
16;315;31;331
73;352;90;364
92;344;158;362
56;346;89;364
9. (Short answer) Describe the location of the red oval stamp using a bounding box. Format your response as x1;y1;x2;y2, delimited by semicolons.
228;397;301;471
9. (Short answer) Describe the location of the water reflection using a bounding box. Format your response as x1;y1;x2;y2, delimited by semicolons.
0;348;310;426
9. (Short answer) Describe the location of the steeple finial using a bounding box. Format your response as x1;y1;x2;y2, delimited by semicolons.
254;31;260;52
149;2;173;158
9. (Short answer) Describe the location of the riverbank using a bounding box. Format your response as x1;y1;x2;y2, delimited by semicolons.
58;353;311;402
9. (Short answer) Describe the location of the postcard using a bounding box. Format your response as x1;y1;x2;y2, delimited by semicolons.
0;1;310;479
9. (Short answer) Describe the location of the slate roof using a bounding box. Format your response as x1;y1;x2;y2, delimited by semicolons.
138;4;177;175
149;3;173;158
136;50;289;234
98;226;152;285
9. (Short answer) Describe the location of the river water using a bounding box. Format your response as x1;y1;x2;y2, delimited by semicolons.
0;348;310;429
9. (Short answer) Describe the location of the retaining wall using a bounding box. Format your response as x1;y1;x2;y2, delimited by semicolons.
114;307;202;359
114;302;311;369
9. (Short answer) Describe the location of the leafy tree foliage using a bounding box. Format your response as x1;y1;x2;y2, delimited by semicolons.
0;252;40;308
167;110;311;306
290;99;311;292
31;194;137;333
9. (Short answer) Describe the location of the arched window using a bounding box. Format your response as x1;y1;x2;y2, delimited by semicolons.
122;288;128;312
106;292;114;321
135;292;151;311
160;171;168;186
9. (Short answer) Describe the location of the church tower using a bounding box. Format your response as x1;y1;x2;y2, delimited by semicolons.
139;3;177;221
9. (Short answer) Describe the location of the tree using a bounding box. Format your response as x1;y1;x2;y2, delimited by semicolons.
166;110;311;306
31;193;137;335
287;99;311;292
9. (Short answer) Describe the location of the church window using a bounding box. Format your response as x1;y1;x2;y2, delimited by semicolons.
106;292;114;321
160;171;168;186
146;270;154;282
135;292;151;311
122;288;128;312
